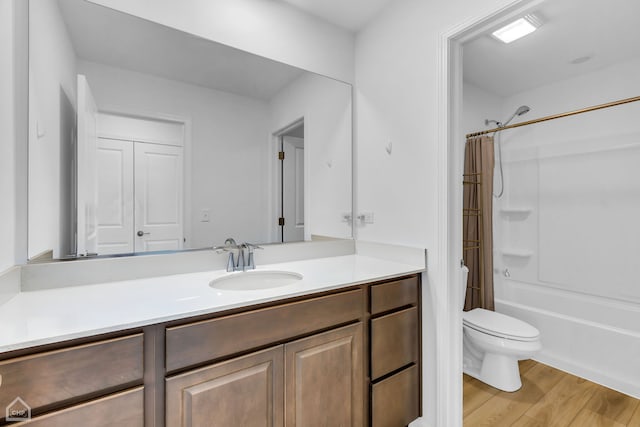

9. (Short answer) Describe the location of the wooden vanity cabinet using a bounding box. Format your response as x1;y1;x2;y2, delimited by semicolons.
166;346;284;427
284;323;364;427
10;388;144;427
166;323;363;427
165;289;363;373
369;276;421;427
0;333;144;426
0;273;420;427
165;289;365;427
164;274;420;427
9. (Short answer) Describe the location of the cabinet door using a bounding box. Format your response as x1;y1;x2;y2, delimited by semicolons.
284;323;364;427
166;346;283;427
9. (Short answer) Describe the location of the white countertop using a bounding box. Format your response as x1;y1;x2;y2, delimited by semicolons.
0;254;424;353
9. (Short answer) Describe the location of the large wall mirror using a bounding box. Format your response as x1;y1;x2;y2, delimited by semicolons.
28;0;353;261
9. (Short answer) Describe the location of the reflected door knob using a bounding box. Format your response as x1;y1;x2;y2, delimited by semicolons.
137;230;150;237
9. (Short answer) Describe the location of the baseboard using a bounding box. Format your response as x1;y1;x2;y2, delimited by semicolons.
533;353;640;399
409;417;433;427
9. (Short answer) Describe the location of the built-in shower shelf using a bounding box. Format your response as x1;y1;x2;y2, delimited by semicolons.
501;249;533;258
499;207;532;218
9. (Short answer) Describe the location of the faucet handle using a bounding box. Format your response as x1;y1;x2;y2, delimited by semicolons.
213;237;241;253
243;242;263;251
243;243;263;270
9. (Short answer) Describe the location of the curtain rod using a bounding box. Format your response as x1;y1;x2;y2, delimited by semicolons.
466;95;640;138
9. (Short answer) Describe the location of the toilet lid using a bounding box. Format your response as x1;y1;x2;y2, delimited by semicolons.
463;308;540;341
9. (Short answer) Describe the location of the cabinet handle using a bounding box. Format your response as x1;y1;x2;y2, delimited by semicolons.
137;231;150;237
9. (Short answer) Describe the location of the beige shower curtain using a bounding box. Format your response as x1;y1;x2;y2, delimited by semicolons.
463;135;495;311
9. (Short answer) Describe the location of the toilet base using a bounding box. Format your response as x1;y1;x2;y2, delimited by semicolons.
463;339;525;392
479;353;522;392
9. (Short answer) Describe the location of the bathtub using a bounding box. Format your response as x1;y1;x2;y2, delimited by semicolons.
495;279;640;398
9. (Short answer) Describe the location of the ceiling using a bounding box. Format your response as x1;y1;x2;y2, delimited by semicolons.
58;0;305;100
279;0;396;32
463;0;640;97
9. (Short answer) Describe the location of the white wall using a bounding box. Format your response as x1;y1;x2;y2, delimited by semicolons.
88;0;355;84
28;0;78;258
462;81;504;136
269;73;352;241
492;57;640;397
0;0;16;272
354;0;514;425
78;60;271;248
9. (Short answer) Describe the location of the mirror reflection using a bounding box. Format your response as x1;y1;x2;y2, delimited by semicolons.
28;0;352;260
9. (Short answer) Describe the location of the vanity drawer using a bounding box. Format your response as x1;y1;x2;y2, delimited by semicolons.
370;276;418;315
166;288;363;372
10;387;144;427
371;306;418;379
371;364;419;427
0;334;143;419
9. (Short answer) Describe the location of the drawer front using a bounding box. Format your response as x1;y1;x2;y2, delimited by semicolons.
0;334;143;419
10;387;144;427
371;307;418;379
371;365;419;427
166;289;363;372
370;276;418;315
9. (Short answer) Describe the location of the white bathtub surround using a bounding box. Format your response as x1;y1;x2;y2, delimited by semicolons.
0;249;425;353
492;89;640;398
496;288;640;399
0;266;21;306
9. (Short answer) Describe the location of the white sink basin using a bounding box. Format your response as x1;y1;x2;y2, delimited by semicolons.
209;270;303;291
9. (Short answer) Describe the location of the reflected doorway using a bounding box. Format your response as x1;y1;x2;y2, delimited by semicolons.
276;120;305;243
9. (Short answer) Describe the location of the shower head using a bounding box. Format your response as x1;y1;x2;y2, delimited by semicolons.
484;105;531;129
502;105;530;127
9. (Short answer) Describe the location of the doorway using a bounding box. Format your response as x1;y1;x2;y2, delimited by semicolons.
275;120;305;243
94;113;185;255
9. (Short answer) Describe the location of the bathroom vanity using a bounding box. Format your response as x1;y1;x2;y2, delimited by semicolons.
0;250;423;427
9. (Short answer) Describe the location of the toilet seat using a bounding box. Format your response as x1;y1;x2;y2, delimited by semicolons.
463;308;540;342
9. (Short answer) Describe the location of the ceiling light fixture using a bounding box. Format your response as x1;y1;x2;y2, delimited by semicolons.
492;15;541;44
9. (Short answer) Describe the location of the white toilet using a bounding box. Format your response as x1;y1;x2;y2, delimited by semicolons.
461;266;541;392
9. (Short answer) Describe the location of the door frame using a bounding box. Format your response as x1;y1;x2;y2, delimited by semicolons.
95;105;192;249
435;0;540;425
270;117;306;243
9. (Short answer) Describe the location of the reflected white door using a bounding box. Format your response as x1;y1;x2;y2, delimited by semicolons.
76;75;99;255
96;138;134;254
282;136;304;242
134;142;184;252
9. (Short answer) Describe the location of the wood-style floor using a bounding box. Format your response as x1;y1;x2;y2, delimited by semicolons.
464;360;640;426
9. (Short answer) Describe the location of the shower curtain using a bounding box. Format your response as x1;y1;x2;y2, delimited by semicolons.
463;135;495;311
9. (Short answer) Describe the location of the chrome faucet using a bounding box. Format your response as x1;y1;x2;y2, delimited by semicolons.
213;239;263;272
213;238;241;272
243;242;263;270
